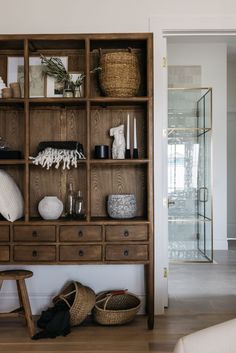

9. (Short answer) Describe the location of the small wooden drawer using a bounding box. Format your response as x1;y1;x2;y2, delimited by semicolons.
0;226;10;242
60;245;102;261
14;246;56;262
0;246;10;262
14;226;56;242
105;245;148;261
105;225;148;241
60;226;102;242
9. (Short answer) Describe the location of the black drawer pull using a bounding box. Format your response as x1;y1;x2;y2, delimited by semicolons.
79;250;84;257
32;250;37;257
124;250;129;256
32;231;38;237
78;230;83;237
124;230;129;237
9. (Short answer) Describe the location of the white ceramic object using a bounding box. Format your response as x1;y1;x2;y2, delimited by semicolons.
38;196;63;220
107;194;136;219
110;124;125;159
0;76;6;98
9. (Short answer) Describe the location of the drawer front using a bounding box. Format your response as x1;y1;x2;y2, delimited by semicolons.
60;245;102;261
105;225;148;241
105;245;148;261
14;226;56;242
0;226;10;242
0;246;10;262
14;246;56;262
60;226;102;242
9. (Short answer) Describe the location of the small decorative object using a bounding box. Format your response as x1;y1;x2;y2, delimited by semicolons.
10;82;21;98
2;87;12;98
66;182;74;218
107;194;137;219
99;49;141;97
125;114;131;159
74;190;85;219
94;145;109;159
110;124;125;159
29;141;86;170
0;77;6;98
133;117;139;159
38;196;63;220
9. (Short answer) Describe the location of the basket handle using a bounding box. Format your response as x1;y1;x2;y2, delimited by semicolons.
55;288;76;309
96;290;127;310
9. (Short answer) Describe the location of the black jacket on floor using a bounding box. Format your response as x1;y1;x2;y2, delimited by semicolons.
32;300;71;339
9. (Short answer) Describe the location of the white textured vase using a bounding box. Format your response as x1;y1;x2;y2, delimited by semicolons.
38;196;63;220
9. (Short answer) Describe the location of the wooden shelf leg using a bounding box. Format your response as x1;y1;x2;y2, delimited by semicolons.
18;279;35;337
145;264;154;330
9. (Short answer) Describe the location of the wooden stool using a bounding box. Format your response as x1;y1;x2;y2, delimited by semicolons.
0;270;35;337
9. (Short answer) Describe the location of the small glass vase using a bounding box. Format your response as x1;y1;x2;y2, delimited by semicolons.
74;190;85;219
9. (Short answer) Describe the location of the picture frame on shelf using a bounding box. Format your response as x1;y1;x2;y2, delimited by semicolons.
7;57;46;98
45;57;68;97
69;71;84;97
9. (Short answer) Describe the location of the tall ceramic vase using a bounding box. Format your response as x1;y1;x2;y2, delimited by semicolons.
38;196;63;220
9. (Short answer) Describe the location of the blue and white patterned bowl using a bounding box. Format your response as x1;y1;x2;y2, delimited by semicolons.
107;194;137;219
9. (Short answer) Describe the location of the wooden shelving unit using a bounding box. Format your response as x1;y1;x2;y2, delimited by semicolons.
0;33;154;329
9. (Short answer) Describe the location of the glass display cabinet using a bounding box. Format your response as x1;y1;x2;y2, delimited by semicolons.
168;88;212;262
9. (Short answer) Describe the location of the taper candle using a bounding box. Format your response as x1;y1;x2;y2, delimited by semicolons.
134;117;137;149
126;114;130;149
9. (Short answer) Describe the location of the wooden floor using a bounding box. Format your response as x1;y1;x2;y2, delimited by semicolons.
0;251;236;353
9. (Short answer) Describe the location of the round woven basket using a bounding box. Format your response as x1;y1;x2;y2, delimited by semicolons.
93;290;141;326
53;281;95;327
99;50;140;97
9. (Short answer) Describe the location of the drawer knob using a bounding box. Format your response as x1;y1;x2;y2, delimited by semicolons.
124;230;129;237
79;250;84;257
124;250;129;256
32;250;37;257
78;230;83;237
32;231;38;237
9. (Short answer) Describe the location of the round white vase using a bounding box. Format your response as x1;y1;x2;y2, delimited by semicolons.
38;196;63;220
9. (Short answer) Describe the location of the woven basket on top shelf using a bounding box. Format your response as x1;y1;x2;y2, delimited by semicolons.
99;49;141;97
93;290;141;326
53;281;95;327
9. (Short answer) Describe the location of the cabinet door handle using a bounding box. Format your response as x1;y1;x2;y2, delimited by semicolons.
32;250;37;257
124;250;129;256
79;250;84;257
32;231;38;237
78;230;83;238
124;230;129;237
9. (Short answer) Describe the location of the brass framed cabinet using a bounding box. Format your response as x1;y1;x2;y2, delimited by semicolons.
0;33;154;329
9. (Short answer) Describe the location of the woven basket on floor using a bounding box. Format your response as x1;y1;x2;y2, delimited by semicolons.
53;281;95;327
99;50;141;97
93;290;141;326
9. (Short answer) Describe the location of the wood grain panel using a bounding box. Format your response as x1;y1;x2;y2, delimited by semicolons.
90;106;147;159
105;225;148;241
105;244;148;261
60;245;102;261
14;225;56;242
0;226;9;241
14;245;56;261
60;225;102;242
66;108;87;156
0;55;7;83
91;165;147;218
0;108;24;155
0;246;9;261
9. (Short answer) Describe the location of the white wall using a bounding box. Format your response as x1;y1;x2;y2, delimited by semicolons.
0;1;234;315
227;61;236;241
168;42;228;250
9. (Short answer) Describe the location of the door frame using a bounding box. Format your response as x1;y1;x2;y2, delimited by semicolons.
150;16;236;314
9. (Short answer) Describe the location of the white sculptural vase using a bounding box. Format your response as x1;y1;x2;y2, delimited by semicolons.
38;196;63;220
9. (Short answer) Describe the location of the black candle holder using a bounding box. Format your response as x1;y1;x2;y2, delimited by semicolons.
133;148;139;159
125;149;131;159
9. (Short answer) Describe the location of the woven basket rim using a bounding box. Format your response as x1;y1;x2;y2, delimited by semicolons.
94;291;141;313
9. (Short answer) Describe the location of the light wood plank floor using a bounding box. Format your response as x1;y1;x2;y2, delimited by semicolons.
0;251;235;353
